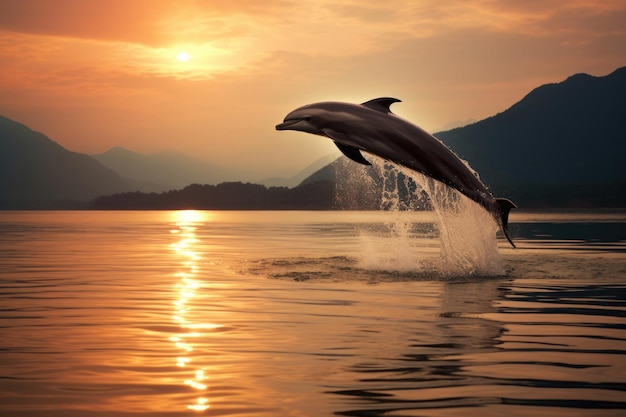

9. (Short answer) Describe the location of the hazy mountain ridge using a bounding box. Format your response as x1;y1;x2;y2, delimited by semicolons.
0;114;334;209
256;154;339;188
93;147;335;191
2;66;625;209
0;116;134;208
92;147;240;192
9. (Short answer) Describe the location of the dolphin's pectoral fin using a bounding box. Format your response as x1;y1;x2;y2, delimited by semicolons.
361;97;401;114
322;128;372;165
334;142;371;165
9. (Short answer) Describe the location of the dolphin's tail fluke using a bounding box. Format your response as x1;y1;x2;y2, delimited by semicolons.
495;198;517;248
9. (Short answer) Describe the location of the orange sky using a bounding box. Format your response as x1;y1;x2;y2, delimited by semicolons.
1;0;625;180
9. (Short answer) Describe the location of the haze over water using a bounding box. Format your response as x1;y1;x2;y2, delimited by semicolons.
1;208;625;417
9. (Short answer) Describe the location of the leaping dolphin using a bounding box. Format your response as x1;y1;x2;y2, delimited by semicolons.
276;97;517;247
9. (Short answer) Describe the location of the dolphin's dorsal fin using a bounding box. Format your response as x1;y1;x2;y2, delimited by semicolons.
361;97;401;113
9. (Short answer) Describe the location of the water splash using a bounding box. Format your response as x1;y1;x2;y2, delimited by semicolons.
422;175;504;276
339;157;504;277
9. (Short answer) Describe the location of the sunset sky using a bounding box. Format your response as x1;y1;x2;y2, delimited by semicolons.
1;0;625;180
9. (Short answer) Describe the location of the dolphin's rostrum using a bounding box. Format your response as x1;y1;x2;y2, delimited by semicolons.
276;97;517;247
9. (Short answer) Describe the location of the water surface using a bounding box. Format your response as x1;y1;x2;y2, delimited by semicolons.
1;210;625;416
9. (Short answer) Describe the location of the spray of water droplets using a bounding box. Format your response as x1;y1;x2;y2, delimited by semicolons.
337;156;505;277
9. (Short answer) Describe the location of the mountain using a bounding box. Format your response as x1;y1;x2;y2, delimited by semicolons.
434;118;477;132
0;115;135;208
92;147;239;192
257;154;338;188
301;67;626;208
94;147;340;191
90;181;339;210
4;67;625;210
434;66;626;206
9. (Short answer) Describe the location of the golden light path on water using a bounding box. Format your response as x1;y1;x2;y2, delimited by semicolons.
170;210;219;412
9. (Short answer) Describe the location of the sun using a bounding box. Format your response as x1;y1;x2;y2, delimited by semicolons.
176;51;190;62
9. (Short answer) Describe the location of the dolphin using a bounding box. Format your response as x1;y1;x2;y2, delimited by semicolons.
276;97;517;247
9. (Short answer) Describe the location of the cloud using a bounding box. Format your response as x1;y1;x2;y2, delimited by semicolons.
0;0;164;44
0;0;624;178
2;1;623;70
0;0;290;45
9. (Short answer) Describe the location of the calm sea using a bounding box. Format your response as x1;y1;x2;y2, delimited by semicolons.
1;210;625;417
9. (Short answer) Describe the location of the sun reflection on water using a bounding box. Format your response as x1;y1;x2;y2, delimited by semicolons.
170;210;217;412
